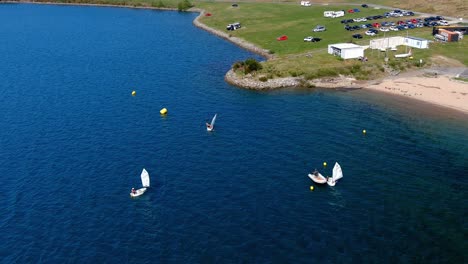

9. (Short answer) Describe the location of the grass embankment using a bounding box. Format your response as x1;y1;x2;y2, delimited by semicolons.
197;2;467;81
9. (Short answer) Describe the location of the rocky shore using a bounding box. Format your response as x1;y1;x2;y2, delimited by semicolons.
225;69;363;90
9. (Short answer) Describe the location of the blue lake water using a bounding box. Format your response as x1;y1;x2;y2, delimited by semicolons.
0;3;467;263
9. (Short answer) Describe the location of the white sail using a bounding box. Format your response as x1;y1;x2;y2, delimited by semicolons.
332;162;343;182
210;114;217;127
141;168;150;187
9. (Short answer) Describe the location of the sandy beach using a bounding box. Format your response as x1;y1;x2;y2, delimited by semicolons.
364;72;468;114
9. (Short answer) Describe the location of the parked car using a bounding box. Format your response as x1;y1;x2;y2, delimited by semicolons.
365;29;378;36
348;9;355;13
361;4;368;8
438;20;449;26
380;27;389;32
226;22;241;31
389;26;399;31
304;36;321;42
352;33;363;39
277;35;288;41
313;25;326;32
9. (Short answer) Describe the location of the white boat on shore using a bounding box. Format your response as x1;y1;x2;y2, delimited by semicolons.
130;168;150;198
308;169;327;184
327;162;343;186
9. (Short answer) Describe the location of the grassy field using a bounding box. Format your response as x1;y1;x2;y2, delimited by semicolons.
196;2;467;79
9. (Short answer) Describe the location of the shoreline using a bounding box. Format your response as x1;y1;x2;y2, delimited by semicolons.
363;71;468;114
5;1;468;115
1;0;180;11
192;9;274;59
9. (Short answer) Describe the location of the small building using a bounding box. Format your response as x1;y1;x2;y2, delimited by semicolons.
404;36;429;48
370;36;405;50
369;36;429;50
328;43;364;59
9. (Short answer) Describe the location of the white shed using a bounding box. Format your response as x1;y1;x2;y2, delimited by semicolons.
328;43;364;59
404;36;429;49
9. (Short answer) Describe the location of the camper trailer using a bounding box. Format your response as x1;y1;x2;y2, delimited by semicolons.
300;1;311;6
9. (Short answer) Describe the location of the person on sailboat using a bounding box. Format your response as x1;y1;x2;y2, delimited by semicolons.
312;169;319;176
206;122;213;130
131;188;136;194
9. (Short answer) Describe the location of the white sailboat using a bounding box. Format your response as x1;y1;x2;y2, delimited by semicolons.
327;162;343;186
130;168;150;197
206;114;217;132
308;169;327;184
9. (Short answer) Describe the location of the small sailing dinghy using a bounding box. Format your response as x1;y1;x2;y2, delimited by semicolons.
130;168;150;197
206;113;217;132
327;162;343;186
308;169;327;184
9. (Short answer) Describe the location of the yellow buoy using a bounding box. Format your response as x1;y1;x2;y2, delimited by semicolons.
132;91;136;96
363;129;367;134
160;108;168;115
310;186;314;191
323;162;327;167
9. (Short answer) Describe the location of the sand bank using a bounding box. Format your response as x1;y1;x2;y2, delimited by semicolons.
364;73;468;114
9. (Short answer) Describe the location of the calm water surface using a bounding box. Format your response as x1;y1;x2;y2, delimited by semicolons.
0;4;467;263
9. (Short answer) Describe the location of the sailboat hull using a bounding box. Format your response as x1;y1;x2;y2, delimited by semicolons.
327;178;336;186
130;187;147;197
308;173;327;184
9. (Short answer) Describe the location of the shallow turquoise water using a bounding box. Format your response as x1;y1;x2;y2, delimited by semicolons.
0;3;467;263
